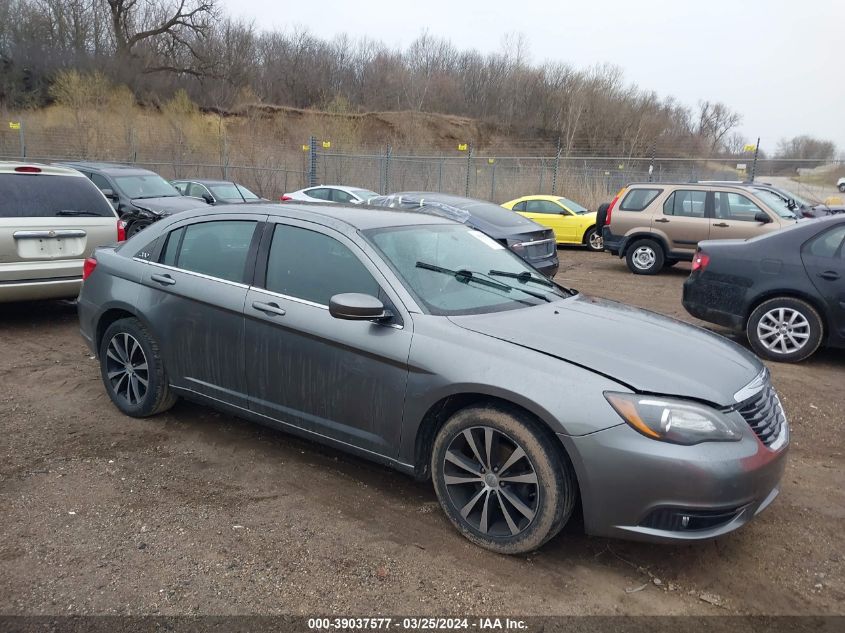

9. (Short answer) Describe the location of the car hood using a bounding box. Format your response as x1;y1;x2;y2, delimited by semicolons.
448;294;763;407
131;196;209;215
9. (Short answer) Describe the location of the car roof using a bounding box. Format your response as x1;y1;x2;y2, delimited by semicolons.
0;161;86;177
58;161;159;176
173;201;457;231
509;195;561;202
173;179;236;186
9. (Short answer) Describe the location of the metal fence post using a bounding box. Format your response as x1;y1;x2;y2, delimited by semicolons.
539;158;544;192
464;143;473;197
490;161;496;201
308;135;318;187
384;145;392;194
438;155;444;192
551;137;561;194
648;143;655;182
19;120;26;159
750;137;760;183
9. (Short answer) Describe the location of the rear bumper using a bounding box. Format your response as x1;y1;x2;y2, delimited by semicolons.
559;418;788;543
601;227;625;256
0;276;82;303
682;276;746;330
533;257;559;278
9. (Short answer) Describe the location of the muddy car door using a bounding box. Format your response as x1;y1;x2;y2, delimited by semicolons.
137;215;264;408
801;223;845;341
243;219;412;457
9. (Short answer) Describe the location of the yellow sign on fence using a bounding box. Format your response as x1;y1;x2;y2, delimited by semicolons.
9;121;21;130
457;143;468;151
321;140;331;149
302;144;309;151
743;144;757;152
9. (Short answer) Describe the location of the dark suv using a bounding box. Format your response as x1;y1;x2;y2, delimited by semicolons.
59;162;208;237
369;192;559;277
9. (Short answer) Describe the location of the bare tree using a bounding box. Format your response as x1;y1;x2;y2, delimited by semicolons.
696;101;742;155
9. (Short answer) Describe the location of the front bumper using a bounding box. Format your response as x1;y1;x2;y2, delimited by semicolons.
559;417;788;543
530;254;560;278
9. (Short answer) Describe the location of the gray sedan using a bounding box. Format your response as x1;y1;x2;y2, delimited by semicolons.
77;203;788;553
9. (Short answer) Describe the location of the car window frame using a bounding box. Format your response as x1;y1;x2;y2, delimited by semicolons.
512;201;527;212
801;223;845;260
148;214;267;286
714;190;769;223
251;217;409;325
619;187;663;212
662;189;709;219
524;199;565;215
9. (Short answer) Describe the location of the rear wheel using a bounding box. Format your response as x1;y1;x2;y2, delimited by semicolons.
584;227;603;252
838;183;845;193
99;317;177;417
746;297;823;363
431;405;576;554
625;239;664;275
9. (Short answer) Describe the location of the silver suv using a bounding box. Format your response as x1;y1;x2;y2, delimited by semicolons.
0;162;123;302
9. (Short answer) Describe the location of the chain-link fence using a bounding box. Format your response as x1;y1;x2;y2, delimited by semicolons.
2;118;842;206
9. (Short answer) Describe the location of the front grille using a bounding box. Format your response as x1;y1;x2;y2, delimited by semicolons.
735;384;786;447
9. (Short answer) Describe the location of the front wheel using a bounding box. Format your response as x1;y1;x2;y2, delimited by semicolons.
584;227;604;252
625;239;664;275
746;297;823;363
126;219;153;238
838;183;845;193
431;406;576;554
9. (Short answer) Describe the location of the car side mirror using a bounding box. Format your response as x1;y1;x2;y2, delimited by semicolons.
754;211;772;224
329;293;389;321
101;188;117;200
201;193;214;204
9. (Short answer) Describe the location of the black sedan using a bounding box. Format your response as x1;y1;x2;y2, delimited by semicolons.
171;179;266;205
683;215;845;362
369;192;559;277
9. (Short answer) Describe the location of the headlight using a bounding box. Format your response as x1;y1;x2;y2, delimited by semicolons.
604;392;743;445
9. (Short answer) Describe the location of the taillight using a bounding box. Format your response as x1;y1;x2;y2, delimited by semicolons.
280;195;292;201
605;187;626;226
692;251;710;272
82;257;97;280
14;166;41;173
117;219;127;242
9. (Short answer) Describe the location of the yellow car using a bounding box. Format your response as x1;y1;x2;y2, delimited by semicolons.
501;195;603;251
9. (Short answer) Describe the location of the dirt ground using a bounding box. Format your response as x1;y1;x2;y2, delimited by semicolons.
1;249;842;616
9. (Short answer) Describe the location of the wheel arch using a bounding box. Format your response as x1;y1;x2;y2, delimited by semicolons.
620;232;669;258
411;392;580;494
580;224;597;243
94;303;155;355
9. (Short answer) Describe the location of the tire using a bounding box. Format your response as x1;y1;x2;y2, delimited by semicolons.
838;184;845;193
625;238;664;275
126;219;152;238
431;405;576;554
583;227;604;252
595;203;610;232
99;317;177;417
746;297;823;363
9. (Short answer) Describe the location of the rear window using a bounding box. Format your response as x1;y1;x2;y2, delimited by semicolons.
0;173;115;218
620;188;662;211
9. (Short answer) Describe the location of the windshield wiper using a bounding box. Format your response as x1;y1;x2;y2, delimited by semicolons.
488;269;554;287
133;195;177;200
55;209;100;216
416;262;550;303
416;261;511;291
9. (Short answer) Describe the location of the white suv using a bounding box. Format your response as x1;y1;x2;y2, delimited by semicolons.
837;177;845;193
0;163;124;302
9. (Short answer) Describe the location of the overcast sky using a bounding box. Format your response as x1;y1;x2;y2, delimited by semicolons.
228;0;844;153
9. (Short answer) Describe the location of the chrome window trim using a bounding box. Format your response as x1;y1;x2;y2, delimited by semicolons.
147;261;250;289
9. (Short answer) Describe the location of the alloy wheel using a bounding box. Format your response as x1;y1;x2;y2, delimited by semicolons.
588;231;604;250
442;426;539;537
756;307;811;354
105;332;149;405
632;246;656;270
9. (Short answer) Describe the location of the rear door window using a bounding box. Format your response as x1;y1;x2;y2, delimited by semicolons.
332;189;356;203
0;173;115;218
619;188;661;211
803;225;845;259
264;224;380;305
305;188;331;201
663;190;707;218
163;220;257;283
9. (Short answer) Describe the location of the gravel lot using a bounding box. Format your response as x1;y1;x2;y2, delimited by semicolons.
1;249;842;616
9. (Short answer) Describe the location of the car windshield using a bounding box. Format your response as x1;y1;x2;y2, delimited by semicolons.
115;174;180;199
778;188;812;208
209;183;260;201
558;197;589;214
365;224;569;316
755;190;798;219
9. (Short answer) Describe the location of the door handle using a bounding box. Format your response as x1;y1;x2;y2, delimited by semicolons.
150;273;176;286
654;218;670;223
252;301;286;317
818;270;840;281
713;222;730;228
